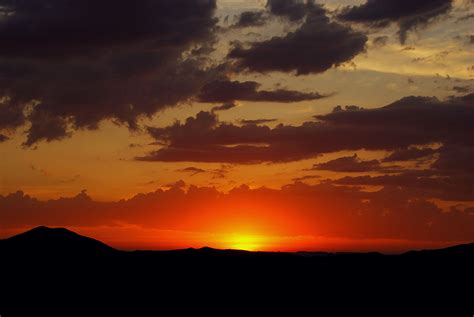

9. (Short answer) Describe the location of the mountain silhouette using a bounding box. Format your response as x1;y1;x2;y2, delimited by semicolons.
0;227;473;316
403;242;474;259
0;226;116;256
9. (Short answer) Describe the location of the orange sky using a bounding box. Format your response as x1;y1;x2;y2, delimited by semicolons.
0;0;473;252
1;182;473;252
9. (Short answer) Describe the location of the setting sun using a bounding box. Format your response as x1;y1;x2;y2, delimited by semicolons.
227;234;264;251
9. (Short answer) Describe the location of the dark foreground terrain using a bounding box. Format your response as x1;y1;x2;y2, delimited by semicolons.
0;227;473;316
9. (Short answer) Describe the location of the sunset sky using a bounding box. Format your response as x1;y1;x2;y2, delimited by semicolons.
0;0;473;252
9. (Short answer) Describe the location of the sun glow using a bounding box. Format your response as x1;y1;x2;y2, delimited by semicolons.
228;234;263;251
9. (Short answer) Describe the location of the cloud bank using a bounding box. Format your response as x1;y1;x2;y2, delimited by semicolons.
0;0;220;146
140;94;473;164
1;184;473;242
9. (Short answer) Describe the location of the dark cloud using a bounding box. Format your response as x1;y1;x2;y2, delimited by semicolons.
0;100;26;131
0;0;220;146
165;180;187;189
338;0;454;44
228;4;367;75
210;165;233;179
333;145;474;202
240;119;277;125
0;0;218;58
311;154;382;173
432;145;474;175
140;111;283;163
23;110;71;147
331;105;365;112
333;172;474;202
0;134;9;142
211;102;237;112
266;0;313;21
292;175;321;182
382;147;438;162
198;80;327;103
233;11;267;28
315;94;474;148
175;164;233;179
176;167;207;176
129;143;145;148
139;93;474;164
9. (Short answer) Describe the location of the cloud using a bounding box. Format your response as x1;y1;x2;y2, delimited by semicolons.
0;100;26;131
382;147;438;162
266;0;313;21
0;134;8;142
338;0;454;44
211;102;237;112
228;4;367;75
0;0;220;146
372;36;389;47
139;93;473;164
232;11;267;28
314;94;474;148
333;172;474;202
452;85;472;94
210;165;233;179
432;145;474;175
23;109;72;147
176;167;207;176
198;80;327;103
311;154;383;173
176;164;233;179
456;13;474;23
1;183;474;241
332;145;474;202
240;119;277;125
292;175;321;182
331;105;365;112
0;0;218;58
164;180;187;190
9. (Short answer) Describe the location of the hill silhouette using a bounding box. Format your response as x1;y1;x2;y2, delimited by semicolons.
0;226;115;256
0;227;473;316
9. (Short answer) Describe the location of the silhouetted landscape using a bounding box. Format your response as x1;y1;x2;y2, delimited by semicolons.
1;0;473;316
1;226;473;316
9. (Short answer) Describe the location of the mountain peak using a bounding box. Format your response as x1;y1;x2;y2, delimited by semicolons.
26;226;74;235
1;226;116;256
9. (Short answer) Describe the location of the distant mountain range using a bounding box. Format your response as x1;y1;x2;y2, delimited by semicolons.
0;227;473;316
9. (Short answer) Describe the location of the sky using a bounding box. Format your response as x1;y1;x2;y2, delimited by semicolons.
0;0;473;252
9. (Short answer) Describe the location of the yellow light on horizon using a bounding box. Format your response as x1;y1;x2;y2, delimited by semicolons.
228;234;262;251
